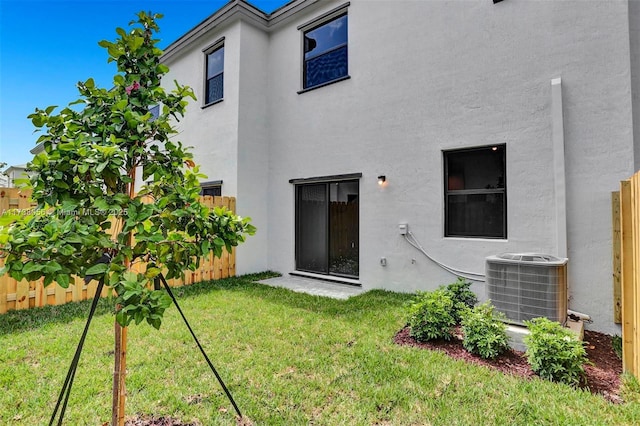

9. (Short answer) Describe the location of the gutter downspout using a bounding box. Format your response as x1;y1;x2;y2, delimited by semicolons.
552;78;591;322
551;77;568;259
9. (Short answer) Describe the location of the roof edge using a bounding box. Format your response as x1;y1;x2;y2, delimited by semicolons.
162;0;268;62
161;0;323;62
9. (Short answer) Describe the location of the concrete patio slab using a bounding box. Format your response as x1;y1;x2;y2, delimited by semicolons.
257;275;364;300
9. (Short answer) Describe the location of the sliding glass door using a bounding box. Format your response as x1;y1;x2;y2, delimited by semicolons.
295;179;359;278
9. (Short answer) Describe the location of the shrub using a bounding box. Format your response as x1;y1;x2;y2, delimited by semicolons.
407;289;456;342
524;317;588;387
461;302;510;359
441;278;478;323
612;335;622;360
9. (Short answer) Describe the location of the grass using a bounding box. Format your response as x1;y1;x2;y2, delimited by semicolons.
2;272;640;425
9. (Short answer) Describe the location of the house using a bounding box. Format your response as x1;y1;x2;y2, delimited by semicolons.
160;0;640;335
2;164;29;188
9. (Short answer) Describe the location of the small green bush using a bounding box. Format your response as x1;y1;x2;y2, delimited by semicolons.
407;289;456;342
441;278;478;323
461;302;510;359
612;334;622;360
524;317;588;387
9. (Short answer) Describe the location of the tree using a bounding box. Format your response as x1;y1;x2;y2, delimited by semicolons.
0;12;255;425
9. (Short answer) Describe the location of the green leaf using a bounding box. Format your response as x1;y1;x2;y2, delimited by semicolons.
58;142;76;151
22;262;42;275
56;273;70;288
116;311;127;327
96;161;109;173
115;99;128;111
44;261;62;274
86;263;109;275
31;114;45;127
129;35;144;51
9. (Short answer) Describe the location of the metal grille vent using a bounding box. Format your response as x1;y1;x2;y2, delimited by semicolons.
486;253;568;325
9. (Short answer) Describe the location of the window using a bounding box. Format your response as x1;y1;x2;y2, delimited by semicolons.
444;145;506;238
302;13;348;90
200;180;222;197
205;45;224;105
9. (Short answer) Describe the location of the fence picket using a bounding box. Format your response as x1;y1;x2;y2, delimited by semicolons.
620;172;640;378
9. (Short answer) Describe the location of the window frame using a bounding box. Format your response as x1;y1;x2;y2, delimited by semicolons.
298;4;350;93
443;145;507;239
202;38;225;107
200;180;223;197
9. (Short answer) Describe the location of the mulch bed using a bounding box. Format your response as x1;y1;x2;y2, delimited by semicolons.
124;416;199;426
124;415;253;426
394;326;623;403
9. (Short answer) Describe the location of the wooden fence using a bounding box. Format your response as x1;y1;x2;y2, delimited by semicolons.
0;187;236;314
614;171;640;378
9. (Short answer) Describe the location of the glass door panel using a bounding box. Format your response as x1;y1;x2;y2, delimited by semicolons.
328;181;359;277
296;184;328;273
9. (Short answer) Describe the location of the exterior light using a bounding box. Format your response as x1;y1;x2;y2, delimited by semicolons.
377;175;386;185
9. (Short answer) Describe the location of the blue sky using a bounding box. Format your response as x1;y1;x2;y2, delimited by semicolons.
0;0;287;168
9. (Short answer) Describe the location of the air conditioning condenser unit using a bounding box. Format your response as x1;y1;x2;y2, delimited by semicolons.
485;253;568;325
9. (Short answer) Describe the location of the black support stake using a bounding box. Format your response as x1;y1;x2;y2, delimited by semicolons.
49;279;105;426
158;273;243;419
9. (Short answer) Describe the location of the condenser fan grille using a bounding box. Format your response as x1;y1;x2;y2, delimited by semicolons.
486;254;567;325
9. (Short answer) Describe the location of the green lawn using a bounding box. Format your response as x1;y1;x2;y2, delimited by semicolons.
2;272;640;425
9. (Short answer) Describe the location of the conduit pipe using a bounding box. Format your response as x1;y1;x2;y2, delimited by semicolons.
551;77;568;259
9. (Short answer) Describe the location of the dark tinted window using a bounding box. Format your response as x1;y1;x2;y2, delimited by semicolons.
206;46;224;104
444;146;506;238
201;185;221;197
303;14;348;89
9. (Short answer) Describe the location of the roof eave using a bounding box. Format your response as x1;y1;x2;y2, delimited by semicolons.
161;0;322;63
161;0;268;63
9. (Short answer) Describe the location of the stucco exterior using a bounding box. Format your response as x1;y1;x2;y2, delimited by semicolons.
161;0;639;335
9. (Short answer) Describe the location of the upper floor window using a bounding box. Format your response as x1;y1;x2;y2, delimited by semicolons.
205;45;224;105
444;145;506;239
302;13;348;90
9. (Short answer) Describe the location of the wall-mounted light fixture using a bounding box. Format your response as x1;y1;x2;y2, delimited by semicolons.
377;175;386;186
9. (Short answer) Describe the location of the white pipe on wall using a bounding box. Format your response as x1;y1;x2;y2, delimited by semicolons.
551;77;568;259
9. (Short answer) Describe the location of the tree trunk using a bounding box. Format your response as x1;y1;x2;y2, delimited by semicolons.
112;167;136;426
112;319;127;426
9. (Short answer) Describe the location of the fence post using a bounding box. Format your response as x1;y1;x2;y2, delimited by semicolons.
612;191;622;323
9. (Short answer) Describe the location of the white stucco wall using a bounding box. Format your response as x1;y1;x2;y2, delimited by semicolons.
629;0;640;172
162;22;242;197
264;0;635;334
163;0;638;334
235;21;270;274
